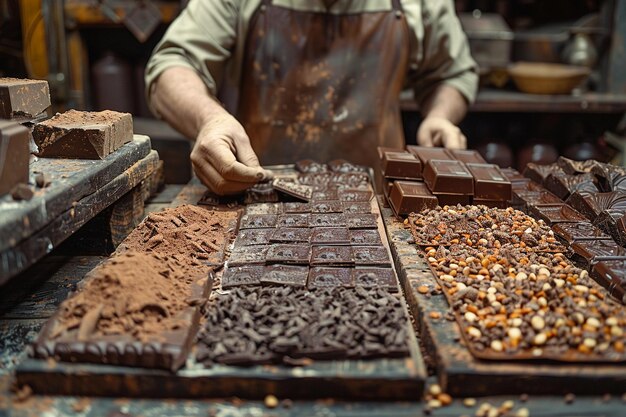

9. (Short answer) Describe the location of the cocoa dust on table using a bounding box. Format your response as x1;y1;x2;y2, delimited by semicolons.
116;204;238;277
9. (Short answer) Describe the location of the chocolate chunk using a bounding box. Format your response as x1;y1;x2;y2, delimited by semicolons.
283;202;311;213
346;213;378;229
269;227;312;243
0;121;29;195
406;145;453;168
295;159;328;174
571;240;626;268
311;201;343;213
266;244;311;264
33;110;133;159
311;190;339;201
466;163;512;201
543;173;598;200
341;201;372;214
234;228;273;247
277;214;309;228
593;209;626;244
0;77;50;118
449;149;487;164
557;157;597;175
272;178;313;201
529;205;586;225
382;151;422;179
310;246;354;266
11;183;34;201
352;246;392;266
591;162;626;192
328;159;368;173
310;213;347;227
423;160;474;195
353;268;397;291
308;267;354;288
311;227;351;245
228;246;268;266
338;190;372;202
523;162;564;184
240;214;278;229
591;261;626;304
221;265;263;288
552;222;612;245
388;181;438;216
261;265;309;287
566;191;626;221
349;229;382;245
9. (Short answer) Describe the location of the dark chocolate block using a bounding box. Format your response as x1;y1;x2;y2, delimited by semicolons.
591;261;626;304
328;159;367;173
277;214;310;228
272;178;313;201
221;265;263;288
406;145;453;168
566;191;626;221
311;200;343;213
352;246;392;266
310;246;354;266
543;173;598;200
228;246;268;266
466;163;511;200
33;109;133;159
523;162;564;185
552;222;612;245
423;160;474;195
310;213;347;227
0;77;50;118
0;121;29;196
346;213;378;229
557;156;597;175
591;162;626;192
449;149;487;164
388;181;438;215
377;146;403;159
234;228;273;247
266;244;311;264
283;202;311;213
382;151;422;179
269;227;312;243
308;267;354;289
295;159;328;174
500;167;530;183
311;190;339;201
261;265;309;287
349;229;382;245
240;214;278;229
529;205;586;225
353;268;397;292
593;209;626;245
571;240;626;268
341;201;372;214
338;190;372;202
435;193;472;206
311;227;351;245
245;203;283;215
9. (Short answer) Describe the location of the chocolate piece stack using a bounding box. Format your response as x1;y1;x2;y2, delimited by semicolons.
379;146;511;215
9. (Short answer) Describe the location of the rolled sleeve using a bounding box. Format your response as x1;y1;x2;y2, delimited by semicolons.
410;0;478;107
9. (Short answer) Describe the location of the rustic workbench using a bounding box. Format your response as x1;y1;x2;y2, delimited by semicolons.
1;182;625;416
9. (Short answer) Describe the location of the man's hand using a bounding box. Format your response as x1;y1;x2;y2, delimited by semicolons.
191;114;273;195
417;116;467;149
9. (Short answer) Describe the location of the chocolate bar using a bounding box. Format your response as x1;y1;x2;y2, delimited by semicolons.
308;267;354;288
260;264;309;287
543;173;598;199
311;201;343;213
269;227;312;243
349;229;382;245
571;240;626;269
423;160;474;195
449;149;487;164
406;145;453;168
388;181;438;215
591;261;626;304
311;190;339;201
346;213;378;229
240;214;278;229
466;163;511;201
381;151;422;179
341;201;372;214
0;77;50;119
266;244;311;264
283;202;310;213
338;190;372;202
33;109;133;159
557;156;597;175
221;265;263;288
272;178;313;201
353;267;397;291
566;191;626;221
0;121;29;196
311;227;351;245
523;162;564;184
277;214;310;228
245;203;283;215
310;246;354;266
352;246;392;266
228;246;268;266
295;159;328;174
234;228;273;247
310;213;347;227
529;205;586;225
552;222;612;245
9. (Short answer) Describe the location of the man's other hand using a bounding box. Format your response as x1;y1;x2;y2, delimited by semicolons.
417;116;467;149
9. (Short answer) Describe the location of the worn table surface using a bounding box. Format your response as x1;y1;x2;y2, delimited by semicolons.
1;184;625;416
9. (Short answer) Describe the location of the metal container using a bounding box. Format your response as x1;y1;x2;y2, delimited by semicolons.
459;12;513;70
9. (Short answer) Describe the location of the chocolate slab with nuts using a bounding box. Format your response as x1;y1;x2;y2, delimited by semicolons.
341;201;372;214
544;173;598;199
272;178;313;201
308;267;354;288
406;145;453;168
449;149;487;164
339;190;372;202
350;229;383;246
352;246;392;267
591;261;626;304
266;244;311;265
566;191;626;221
277;213;310;228
228;246;269;266
310;213;347;227
523;162;564;184
529;204;587;225
423;160;474;195
260;264;309;287
311;227;351;245
346;213;378;229
283;202;310;213
221;265;263;288
0;77;50;119
571;240;626;269
0;121;29;196
310;246;354;266
552;222;613;245
240;214;278;229
269;227;312;243
234;228;274;247
381;151;422;179
388;181;438;216
311;200;343;213
353;267;397;292
465;163;511;201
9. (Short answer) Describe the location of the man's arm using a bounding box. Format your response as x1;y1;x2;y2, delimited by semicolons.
417;84;469;148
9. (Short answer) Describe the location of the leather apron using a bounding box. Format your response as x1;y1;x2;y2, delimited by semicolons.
237;0;410;168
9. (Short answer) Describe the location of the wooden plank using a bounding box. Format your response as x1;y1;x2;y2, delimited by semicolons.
379;199;626;396
0;150;159;285
0;135;152;253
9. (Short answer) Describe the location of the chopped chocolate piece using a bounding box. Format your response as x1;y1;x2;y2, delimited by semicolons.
261;265;309;287
523;162;564;184
328;159;368;173
240;214;278;229
353;267;397;291
466;163;512;200
272;178;313;201
244;182;279;204
221;265;263;288
557;157;597;175
295;159;328;174
472;199;509;209
310;213;347;227
552;222;612;245
311;190;339;201
311;200;343;213
269;227;312;243
352;246;392;266
0;121;29;195
308;267;354;288
311;227;351;245
571;240;626;268
616;214;626;247
349;229;382;245
543;173;598;200
234;228;273;247
0;77;50;118
310;246;354;266
449;149;487;164
228;246;268;266
338;189;372;202
346;213;378;229
377;146;403;159
514;190;563;209
529;205;586;225
591;261;626;304
566;191;626;221
10;183;34;201
283;202;311;213
245;202;283;215
266;244;311;264
406;145;453;168
277;214;309;228
33;172;51;188
381;151;422;179
388;181;438;215
593;209;626;244
33;110;133;159
434;193;471;206
341;201;372;214
500;167;530;183
591;162;626;192
423;160;474;195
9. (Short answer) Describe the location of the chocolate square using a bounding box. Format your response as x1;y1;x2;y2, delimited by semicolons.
310;246;354;266
449;149;487;164
311;201;343;213
514;190;563;209
523;162;564;184
266;244;311;264
571;240;626;268
234;228;273;247
338;190;372;202
500;167;531;183
352;246;391;266
330;173;370;188
311;190;339;201
245;203;283;215
261;264;309;287
244;182;280;204
423;160;474;195
566;191;626;221
349;229;382;245
269;227;312;243
309;213;347;227
529;205;586;225
341;201;372;214
273;178;313;201
308;267;354;289
406;145;453;168
283;202;311;213
591;261;626;304
381;151;422;179
388;181;438;215
466;163;512;201
240;214;278;229
228;246;268;266
221;265;263;289
346;213;378;229
311;227;351;245
552;222;612;245
353;267;397;292
377;146;404;159
277;214;310;228
543;173;598;200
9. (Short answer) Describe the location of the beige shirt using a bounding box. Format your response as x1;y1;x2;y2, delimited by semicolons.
145;0;478;113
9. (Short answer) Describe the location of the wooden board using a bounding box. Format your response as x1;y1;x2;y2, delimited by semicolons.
0;144;159;285
379;199;626;396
